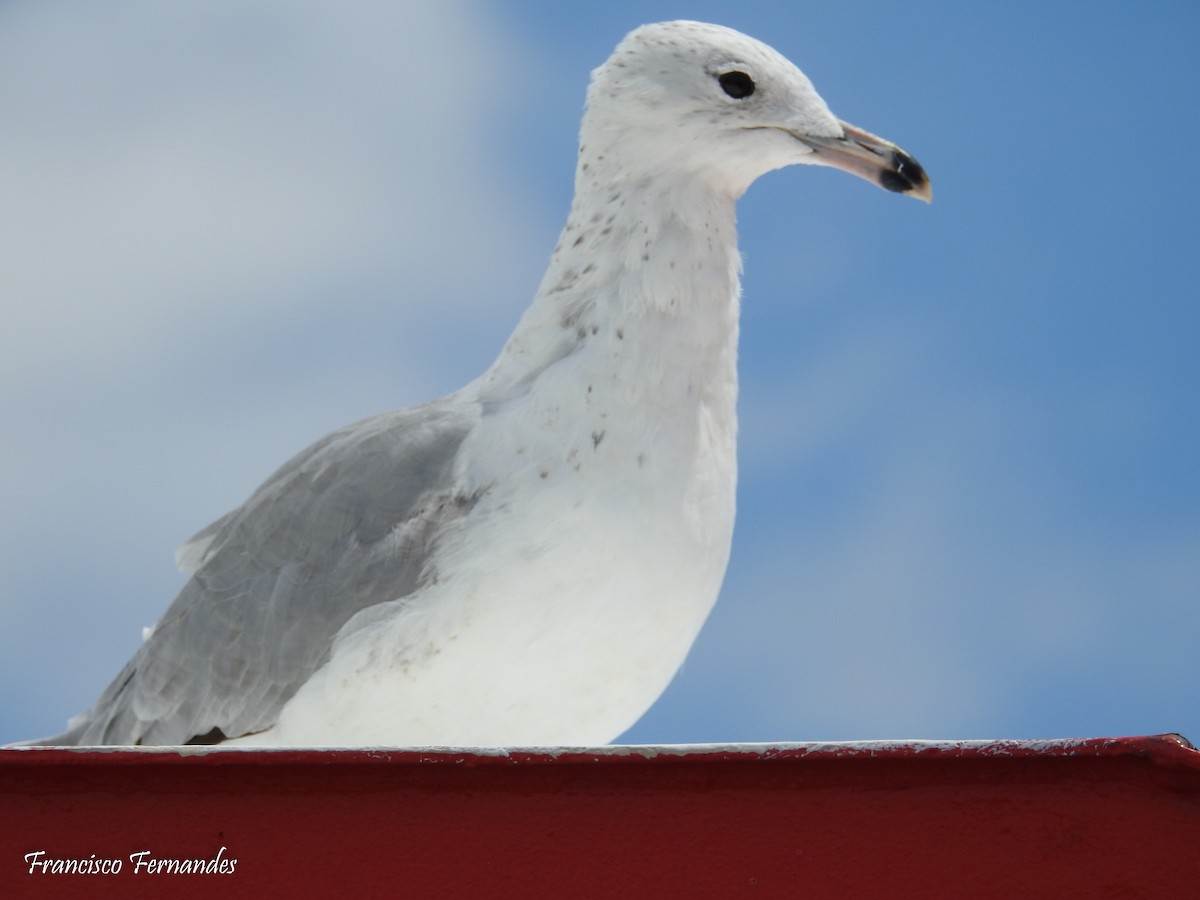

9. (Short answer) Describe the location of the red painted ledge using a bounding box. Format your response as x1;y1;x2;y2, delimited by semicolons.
3;734;1198;898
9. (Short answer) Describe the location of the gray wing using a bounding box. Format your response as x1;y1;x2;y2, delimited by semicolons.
41;400;479;745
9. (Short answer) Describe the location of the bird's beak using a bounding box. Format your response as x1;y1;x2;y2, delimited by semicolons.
797;120;932;203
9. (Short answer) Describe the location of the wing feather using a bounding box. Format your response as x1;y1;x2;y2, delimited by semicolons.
41;401;478;745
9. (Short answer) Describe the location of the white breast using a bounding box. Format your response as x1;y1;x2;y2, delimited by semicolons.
232;296;738;746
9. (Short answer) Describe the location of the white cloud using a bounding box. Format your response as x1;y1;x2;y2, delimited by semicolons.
0;0;540;384
0;0;554;739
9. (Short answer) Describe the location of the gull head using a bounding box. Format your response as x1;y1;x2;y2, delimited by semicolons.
582;21;930;202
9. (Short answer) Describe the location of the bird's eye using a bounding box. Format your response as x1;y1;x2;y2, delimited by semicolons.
718;71;755;99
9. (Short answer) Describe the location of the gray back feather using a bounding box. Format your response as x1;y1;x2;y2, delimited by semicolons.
42;401;477;745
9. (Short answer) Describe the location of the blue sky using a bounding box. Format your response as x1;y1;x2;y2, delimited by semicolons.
1;0;1196;745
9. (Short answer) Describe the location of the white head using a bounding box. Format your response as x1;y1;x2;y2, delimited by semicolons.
581;21;930;202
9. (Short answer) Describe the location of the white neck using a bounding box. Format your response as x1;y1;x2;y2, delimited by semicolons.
479;170;743;405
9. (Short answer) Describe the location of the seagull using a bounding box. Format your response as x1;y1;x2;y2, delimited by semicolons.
29;21;929;747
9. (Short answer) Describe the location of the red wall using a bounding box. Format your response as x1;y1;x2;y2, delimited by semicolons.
3;735;1198;898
